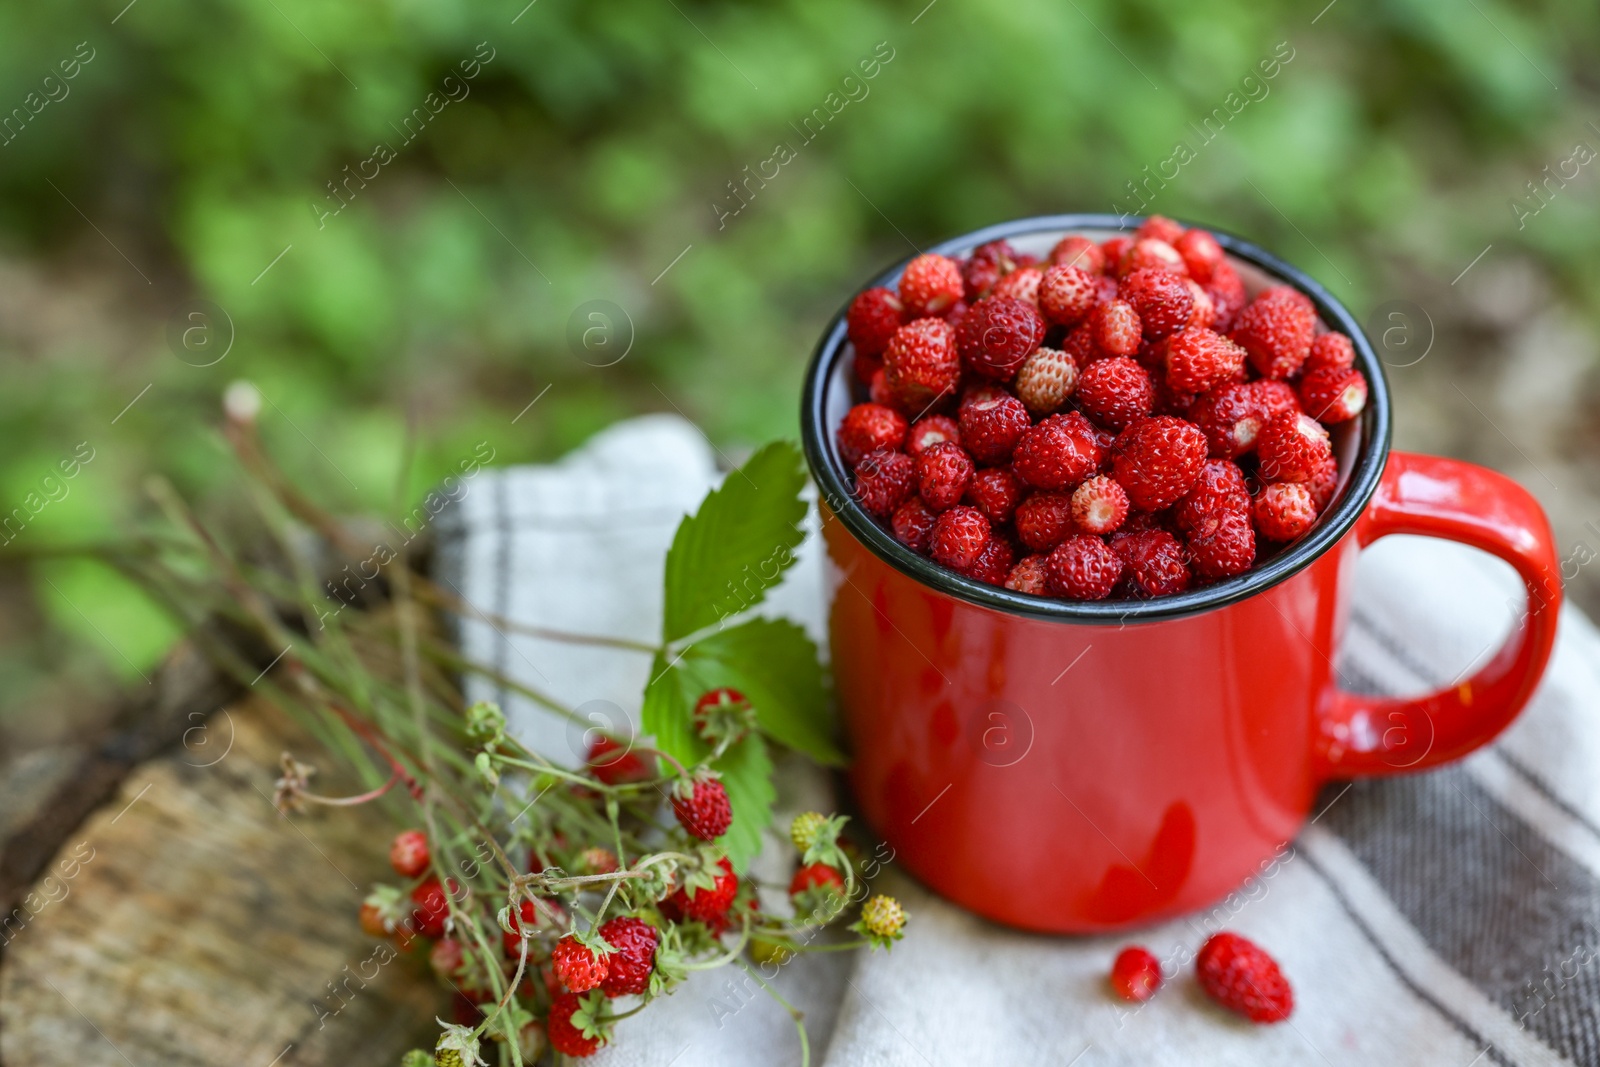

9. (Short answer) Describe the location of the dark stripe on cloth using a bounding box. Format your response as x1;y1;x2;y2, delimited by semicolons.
1299;846;1516;1067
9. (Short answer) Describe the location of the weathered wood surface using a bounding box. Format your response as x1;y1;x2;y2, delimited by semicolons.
0;681;443;1066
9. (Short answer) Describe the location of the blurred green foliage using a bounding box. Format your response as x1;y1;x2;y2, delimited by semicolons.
0;0;1596;692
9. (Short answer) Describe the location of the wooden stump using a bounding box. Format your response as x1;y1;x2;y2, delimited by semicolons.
0;685;443;1066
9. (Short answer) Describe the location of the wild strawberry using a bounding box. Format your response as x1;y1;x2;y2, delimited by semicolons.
1090;299;1142;357
359;901;390;939
580;847;619;876
672;776;733;841
965;467;1025;524
1047;535;1124;600
1206;273;1247;335
944;299;969;331
1049;234;1106;275
884;317;960;410
1070;476;1130;535
1061;323;1099;370
930;506;991;570
790;811;829;852
1013;412;1104;490
1111;416;1207;511
548;992;605;1057
411;877;457;939
958;393;1031;464
1076;356;1154;432
1299;366;1367;424
964;536;1015;586
1231;290;1317;380
1110;946;1163;1002
854;352;883;386
692;687;752;744
1257;412;1332;483
429;938;465;983
1184;278;1216;331
588;735;653;786
1136;215;1186;245
1120;238;1187;277
1013;347;1079;415
992;265;1043;307
891;497;938;554
961;240;1021;300
1186;508;1256;580
790;862;846;899
1309;453;1339;511
846;287;905;359
1100;235;1134;273
661;857;739;931
898;253;964;317
957;297;1045;381
1261;283;1315;311
1163;327;1245;395
1254;482;1319;542
1113;529;1192;597
1175;459;1250;535
1195;932;1293;1023
598;917;658;997
859;894;907;939
916;442;975;511
553;934;608;991
837;403;908;469
905;414;959;456
1174;228;1225;284
1191;380;1298;459
1005;554;1052;594
1304;331;1356;375
1119;268;1194;340
853;449;916;518
1015;490;1077;552
1038;263;1100;325
390;830;430;879
868;366;896;409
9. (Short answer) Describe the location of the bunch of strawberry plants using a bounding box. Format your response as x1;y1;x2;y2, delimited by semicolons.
25;398;905;1066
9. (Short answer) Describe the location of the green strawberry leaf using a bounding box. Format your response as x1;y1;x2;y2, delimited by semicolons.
640;652;707;765
681;618;844;766
660;441;808;643
712;732;775;872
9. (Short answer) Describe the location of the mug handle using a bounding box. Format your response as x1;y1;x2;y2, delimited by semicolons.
1313;451;1562;779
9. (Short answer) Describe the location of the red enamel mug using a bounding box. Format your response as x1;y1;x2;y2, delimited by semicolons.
800;214;1562;933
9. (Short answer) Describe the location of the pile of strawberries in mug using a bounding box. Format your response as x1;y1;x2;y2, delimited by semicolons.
837;216;1370;601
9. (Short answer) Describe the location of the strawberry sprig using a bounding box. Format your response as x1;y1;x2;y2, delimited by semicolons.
29;395;907;1067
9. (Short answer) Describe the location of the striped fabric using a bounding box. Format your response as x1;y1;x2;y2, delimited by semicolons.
437;417;1600;1067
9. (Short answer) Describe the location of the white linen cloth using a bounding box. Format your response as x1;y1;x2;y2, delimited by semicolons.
436;416;1600;1067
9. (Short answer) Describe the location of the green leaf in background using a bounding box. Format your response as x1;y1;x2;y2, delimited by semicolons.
660;441;807;643
682;617;844;766
710;732;776;873
639;652;704;766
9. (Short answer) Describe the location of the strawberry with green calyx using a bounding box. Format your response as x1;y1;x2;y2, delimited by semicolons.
789;863;848;921
359;884;411;942
548;990;610;1057
692;687;756;747
552;929;617;992
789;811;851;868
852;894;908;950
671;772;733;841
